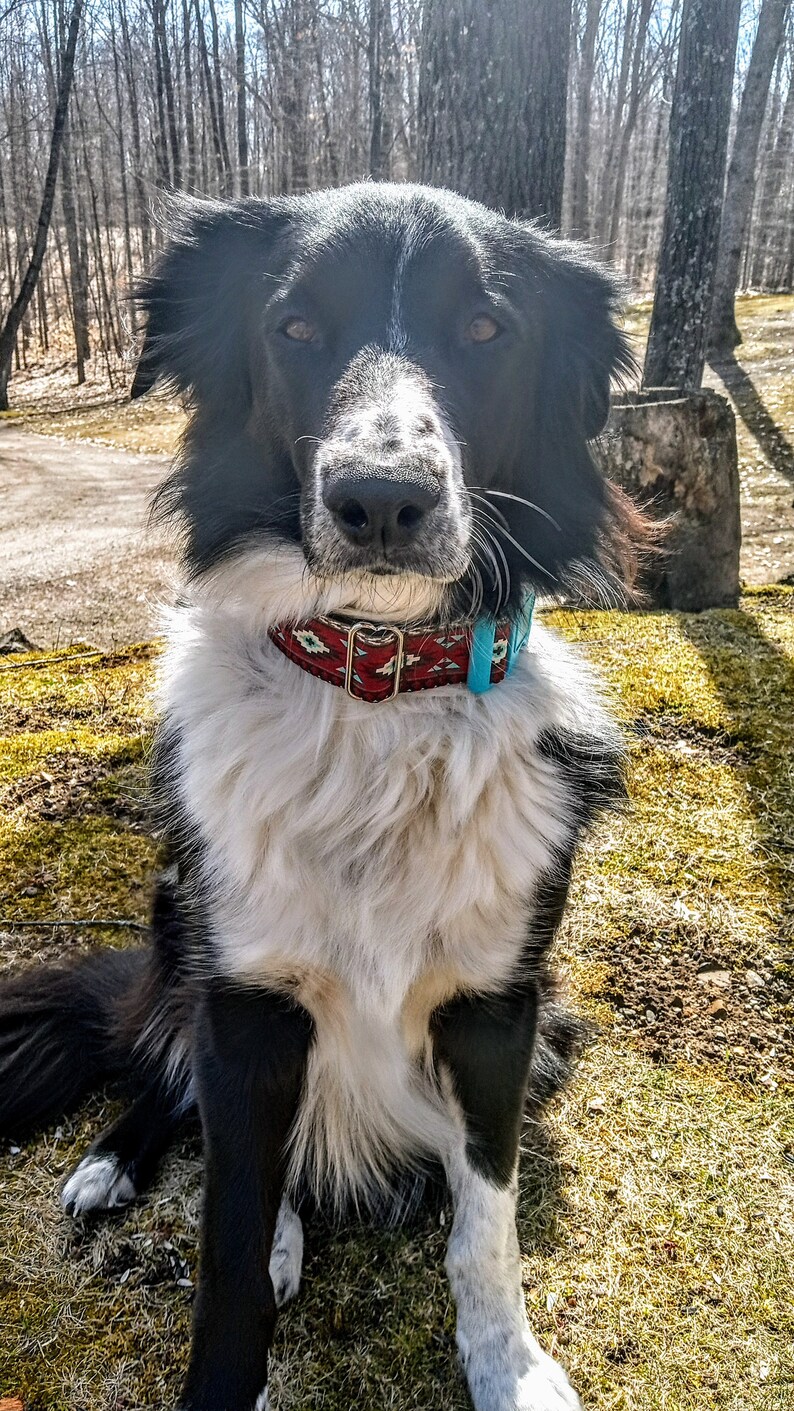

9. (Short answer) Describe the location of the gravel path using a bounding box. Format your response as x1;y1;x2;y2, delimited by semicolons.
0;427;174;649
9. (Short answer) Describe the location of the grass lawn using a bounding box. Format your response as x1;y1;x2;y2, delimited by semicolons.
1;591;792;1411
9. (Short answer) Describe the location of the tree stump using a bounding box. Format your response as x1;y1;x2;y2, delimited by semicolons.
601;387;741;611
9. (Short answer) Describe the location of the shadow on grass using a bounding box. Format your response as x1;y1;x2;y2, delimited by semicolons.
271;1126;572;1408
54;1096;571;1407
678;603;794;931
709;352;794;485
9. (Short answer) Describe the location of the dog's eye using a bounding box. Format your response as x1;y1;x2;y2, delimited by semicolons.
466;314;501;344
282;317;317;343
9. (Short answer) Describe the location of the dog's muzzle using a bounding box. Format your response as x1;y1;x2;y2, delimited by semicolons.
304;352;471;579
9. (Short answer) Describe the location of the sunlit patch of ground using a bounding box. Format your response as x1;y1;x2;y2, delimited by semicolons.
1;597;792;1410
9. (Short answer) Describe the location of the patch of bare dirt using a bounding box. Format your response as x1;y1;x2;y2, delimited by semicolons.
2;752;150;830
591;708;794;1085
603;929;793;1087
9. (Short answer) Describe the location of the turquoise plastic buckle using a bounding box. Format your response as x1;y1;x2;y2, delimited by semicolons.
507;591;535;675
466;617;497;695
466;592;535;695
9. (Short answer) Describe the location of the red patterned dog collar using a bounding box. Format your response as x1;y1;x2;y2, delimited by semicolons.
268;600;534;704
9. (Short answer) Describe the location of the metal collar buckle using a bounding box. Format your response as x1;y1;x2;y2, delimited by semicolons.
344;622;405;700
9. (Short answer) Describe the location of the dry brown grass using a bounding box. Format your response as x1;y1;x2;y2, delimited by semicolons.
1;360;184;455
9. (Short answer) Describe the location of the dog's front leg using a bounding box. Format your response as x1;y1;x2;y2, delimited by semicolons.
434;986;582;1411
180;983;312;1411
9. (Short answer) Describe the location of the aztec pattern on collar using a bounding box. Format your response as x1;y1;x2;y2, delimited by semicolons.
267;615;514;703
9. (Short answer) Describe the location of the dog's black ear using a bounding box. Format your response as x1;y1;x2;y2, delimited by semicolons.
131;197;286;408
534;238;636;440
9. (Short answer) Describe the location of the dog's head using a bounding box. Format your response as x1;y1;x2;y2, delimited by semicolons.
136;184;636;620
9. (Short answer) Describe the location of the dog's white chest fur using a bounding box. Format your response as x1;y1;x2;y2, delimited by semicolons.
161;583;612;1201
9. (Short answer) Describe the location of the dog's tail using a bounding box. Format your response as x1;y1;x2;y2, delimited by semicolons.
0;947;148;1133
527;991;593;1112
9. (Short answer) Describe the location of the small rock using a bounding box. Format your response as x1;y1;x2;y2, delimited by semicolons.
746;970;765;988
587;1096;606;1114
708;999;728;1019
0;626;39;654
697;963;731;988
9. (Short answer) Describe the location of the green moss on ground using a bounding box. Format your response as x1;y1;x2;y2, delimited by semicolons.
1;601;793;1410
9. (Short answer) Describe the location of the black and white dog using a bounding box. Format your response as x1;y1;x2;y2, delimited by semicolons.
0;184;640;1411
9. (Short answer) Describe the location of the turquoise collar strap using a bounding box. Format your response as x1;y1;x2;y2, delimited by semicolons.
466;592;536;695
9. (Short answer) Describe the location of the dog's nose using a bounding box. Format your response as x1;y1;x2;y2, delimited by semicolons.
323;472;440;550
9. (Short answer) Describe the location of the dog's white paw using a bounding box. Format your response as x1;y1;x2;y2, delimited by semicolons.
61;1153;137;1216
511;1354;582;1410
461;1338;582;1411
268;1199;303;1308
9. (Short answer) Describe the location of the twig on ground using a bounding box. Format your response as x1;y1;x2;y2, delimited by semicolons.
0;649;102;672
0;917;147;931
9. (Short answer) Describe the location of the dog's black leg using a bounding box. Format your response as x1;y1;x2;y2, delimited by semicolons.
180;983;312;1411
432;870;582;1411
61;1077;186;1216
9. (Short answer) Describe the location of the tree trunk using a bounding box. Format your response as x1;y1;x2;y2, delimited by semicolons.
207;0;233;188
110;8;137;333
597;0;635;244
418;0;572;225
643;0;741;390
313;21;340;185
603;389;741;609
158;0;183;188
195;0;230;195
150;0;172;185
182;0;199;191
234;0;250;195
282;0;311;194
606;0;653;255
0;0;83;410
60;115;91;382
569;0;601;239
119;0;151;265
709;0;790;354
749;69;794;286
369;0;385;179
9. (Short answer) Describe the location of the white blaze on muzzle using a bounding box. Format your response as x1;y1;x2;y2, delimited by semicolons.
308;354;470;578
